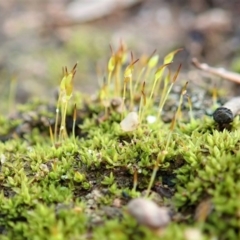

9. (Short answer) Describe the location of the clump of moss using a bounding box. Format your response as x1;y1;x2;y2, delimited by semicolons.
0;43;239;240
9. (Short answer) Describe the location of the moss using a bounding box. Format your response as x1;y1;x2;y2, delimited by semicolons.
174;121;240;239
0;46;239;240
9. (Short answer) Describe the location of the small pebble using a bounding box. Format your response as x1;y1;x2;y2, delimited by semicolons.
213;107;233;124
111;97;124;113
39;163;49;173
120;112;139;132
112;198;122;208
184;228;203;240
92;189;102;200
0;154;6;164
127;198;170;229
146;115;157;124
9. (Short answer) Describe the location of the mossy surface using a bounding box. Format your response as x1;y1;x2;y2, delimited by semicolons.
0;48;240;240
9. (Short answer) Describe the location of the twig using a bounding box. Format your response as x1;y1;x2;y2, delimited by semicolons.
191;58;240;84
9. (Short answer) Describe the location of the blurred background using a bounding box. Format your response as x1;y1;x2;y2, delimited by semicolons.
1;0;240;112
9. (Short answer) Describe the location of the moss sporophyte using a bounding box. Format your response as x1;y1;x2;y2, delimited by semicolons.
0;43;240;240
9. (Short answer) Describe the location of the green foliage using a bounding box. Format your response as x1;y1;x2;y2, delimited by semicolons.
0;45;239;240
6;203;87;240
101;172;115;186
174;122;240;239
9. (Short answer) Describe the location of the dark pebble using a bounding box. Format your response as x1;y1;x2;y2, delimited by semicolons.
213;107;233;124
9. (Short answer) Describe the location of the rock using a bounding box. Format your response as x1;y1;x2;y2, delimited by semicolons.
120;112;139;132
184;228;203;240
111;97;124;113
126;198;170;229
66;0;143;23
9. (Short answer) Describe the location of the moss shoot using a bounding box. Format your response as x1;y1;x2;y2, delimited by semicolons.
0;44;239;240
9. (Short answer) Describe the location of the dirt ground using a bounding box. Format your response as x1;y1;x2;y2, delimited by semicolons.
0;0;240;107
